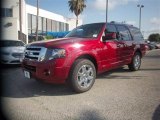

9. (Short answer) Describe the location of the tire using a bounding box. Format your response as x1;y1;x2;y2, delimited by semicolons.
68;59;96;93
128;52;141;71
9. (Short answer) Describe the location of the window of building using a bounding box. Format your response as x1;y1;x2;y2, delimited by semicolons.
32;15;36;34
52;20;56;32
47;19;52;32
28;14;32;34
116;25;132;41
59;22;64;32
56;21;60;32
42;17;46;33
65;23;69;31
59;22;62;31
38;16;42;33
1;8;13;17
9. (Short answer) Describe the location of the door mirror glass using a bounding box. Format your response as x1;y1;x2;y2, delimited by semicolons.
102;32;117;41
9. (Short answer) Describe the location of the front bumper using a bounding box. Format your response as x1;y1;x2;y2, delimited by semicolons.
1;54;23;64
22;59;70;84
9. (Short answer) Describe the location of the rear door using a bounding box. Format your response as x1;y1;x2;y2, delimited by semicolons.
129;26;146;56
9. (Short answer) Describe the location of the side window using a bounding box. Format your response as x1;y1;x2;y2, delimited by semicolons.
18;41;25;46
129;27;143;41
106;24;117;33
116;25;132;41
104;24;117;38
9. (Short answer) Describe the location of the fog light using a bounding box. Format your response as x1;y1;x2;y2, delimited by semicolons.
44;69;51;76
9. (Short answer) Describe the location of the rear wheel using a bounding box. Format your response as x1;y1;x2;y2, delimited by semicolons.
68;59;96;93
128;52;141;71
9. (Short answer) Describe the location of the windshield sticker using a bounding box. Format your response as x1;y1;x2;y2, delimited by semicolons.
93;34;98;37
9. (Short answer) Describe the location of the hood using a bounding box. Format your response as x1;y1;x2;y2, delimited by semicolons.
0;46;25;53
28;37;94;48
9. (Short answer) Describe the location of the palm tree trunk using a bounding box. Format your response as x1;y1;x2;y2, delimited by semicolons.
76;15;78;28
36;0;39;41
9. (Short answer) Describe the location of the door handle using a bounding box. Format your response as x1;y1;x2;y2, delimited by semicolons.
117;44;121;48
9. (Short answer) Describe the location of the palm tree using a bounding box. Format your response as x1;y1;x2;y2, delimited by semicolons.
35;0;39;41
68;0;86;27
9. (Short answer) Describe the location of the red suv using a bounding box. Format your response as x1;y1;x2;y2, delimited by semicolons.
22;22;147;93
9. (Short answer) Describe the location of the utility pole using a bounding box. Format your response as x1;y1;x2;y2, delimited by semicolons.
19;0;22;40
36;0;39;41
137;4;144;31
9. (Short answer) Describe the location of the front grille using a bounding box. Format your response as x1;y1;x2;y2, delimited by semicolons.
24;64;36;72
12;53;23;58
24;46;47;61
11;60;20;63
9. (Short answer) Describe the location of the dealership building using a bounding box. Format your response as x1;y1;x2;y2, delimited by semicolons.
1;0;82;43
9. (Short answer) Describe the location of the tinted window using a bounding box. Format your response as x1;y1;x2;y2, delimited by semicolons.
116;25;132;41
66;23;104;38
129;27;143;41
0;41;25;47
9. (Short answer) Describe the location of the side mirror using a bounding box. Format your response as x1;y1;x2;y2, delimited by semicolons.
102;32;117;41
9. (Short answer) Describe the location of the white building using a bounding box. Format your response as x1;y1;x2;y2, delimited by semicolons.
1;0;82;43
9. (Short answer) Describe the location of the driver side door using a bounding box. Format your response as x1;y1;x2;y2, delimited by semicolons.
100;24;124;70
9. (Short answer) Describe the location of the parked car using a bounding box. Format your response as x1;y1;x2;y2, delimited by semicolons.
22;22;147;93
148;42;157;50
28;35;45;43
0;40;25;64
155;42;160;49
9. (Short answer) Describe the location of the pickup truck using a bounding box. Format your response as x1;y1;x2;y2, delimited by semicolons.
22;22;147;93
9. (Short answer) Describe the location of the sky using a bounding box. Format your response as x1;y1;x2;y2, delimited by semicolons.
26;0;160;39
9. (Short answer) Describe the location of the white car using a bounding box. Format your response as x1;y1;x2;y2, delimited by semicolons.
0;40;25;64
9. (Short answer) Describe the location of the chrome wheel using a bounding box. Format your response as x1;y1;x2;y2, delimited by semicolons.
77;65;94;89
134;55;141;69
69;59;96;93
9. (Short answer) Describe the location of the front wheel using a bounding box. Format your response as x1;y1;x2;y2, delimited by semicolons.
128;52;141;71
68;59;96;93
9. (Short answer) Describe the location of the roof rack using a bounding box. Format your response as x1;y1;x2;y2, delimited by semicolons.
110;21;134;26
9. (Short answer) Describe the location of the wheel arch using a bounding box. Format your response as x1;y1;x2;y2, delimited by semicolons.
74;54;98;72
134;49;142;58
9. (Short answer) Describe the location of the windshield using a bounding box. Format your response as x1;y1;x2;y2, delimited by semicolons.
0;40;25;47
66;23;105;38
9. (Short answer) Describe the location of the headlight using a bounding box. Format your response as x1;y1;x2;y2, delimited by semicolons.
48;48;66;60
1;51;10;55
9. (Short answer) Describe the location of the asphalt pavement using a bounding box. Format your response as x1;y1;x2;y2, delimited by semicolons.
1;49;160;120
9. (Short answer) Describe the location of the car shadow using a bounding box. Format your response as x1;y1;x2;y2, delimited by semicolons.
0;64;21;69
97;67;145;80
76;109;106;120
1;79;76;98
152;104;160;120
0;66;155;98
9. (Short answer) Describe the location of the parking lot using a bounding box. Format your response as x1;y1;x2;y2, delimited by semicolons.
1;50;160;120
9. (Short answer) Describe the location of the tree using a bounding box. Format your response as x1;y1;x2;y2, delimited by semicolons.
68;0;86;27
35;0;39;41
148;33;160;42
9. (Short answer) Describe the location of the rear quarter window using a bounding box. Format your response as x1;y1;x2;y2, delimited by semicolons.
116;25;132;41
129;27;144;41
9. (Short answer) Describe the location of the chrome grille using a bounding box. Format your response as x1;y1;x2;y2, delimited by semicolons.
24;46;47;61
12;53;24;58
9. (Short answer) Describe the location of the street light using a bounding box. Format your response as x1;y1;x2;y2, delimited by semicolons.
137;4;144;31
106;0;108;24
